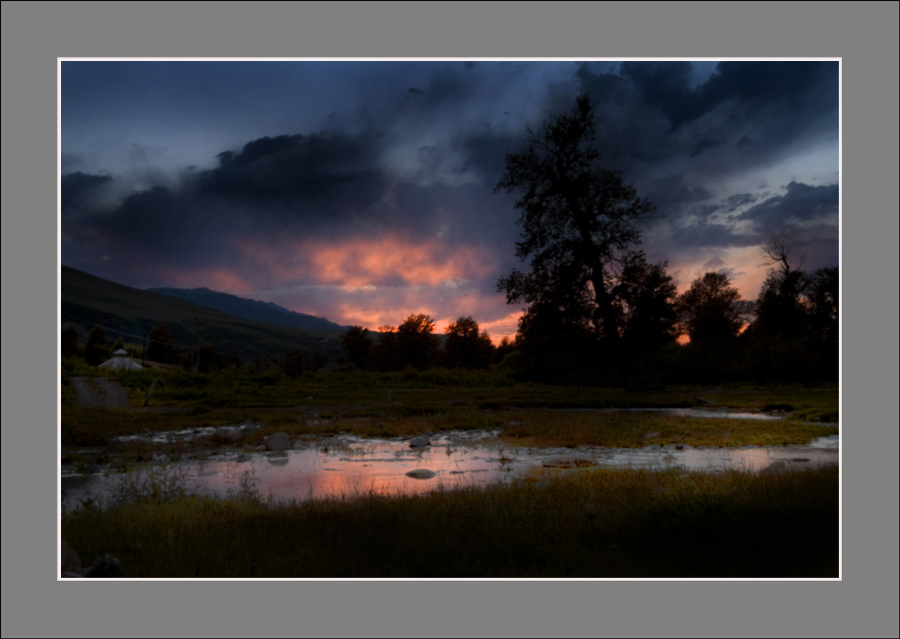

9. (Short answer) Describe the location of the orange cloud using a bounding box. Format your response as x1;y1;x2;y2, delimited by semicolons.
672;245;772;301
235;233;494;289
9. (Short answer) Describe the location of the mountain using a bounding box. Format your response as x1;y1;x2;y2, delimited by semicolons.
61;266;347;361
146;287;351;333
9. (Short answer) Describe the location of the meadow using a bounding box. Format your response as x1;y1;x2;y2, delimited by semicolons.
60;362;840;578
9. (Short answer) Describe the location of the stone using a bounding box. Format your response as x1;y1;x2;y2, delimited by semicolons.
409;435;431;448
644;432;660;439
542;455;597;469
759;460;788;476
265;431;291;452
405;469;437;479
226;429;244;442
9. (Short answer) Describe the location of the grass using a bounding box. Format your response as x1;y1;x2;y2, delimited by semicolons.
61;465;839;578
60;370;839;578
60;369;838;467
497;411;838;449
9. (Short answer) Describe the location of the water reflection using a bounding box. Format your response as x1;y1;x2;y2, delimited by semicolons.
61;431;839;512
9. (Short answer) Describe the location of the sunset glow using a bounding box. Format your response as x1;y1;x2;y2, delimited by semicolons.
60;60;838;349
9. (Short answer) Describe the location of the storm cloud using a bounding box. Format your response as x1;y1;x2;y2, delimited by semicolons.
61;60;839;335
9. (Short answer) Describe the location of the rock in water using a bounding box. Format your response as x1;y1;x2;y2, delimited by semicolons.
265;432;291;452
406;469;437;479
542;455;597;469
409;435;431;448
759;460;788;476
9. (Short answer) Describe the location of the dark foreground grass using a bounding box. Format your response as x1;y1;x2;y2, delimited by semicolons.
62;466;839;578
62;362;839;420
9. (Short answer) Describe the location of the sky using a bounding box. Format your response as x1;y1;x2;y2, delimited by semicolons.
60;60;840;341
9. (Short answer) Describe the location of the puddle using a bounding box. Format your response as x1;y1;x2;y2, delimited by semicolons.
61;430;839;512
556;407;788;421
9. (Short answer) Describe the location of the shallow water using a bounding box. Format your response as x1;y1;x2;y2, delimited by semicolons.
563;407;786;421
61;427;839;513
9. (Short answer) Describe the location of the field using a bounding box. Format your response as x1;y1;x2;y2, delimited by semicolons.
60;363;840;578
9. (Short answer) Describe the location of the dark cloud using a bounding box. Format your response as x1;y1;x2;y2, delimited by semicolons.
61;152;85;173
617;61;837;132
61;61;839;319
619;61;706;129
700;62;837;119
723;193;757;212
673;185;715;205
738;181;839;230
669;220;761;250
199;132;386;215
702;256;726;270
576;61;838;191
689;135;723;158
640;174;717;220
693;203;724;218
60;172;112;215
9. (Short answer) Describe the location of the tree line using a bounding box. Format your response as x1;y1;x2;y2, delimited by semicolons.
483;93;838;388
61;94;838;388
338;314;514;373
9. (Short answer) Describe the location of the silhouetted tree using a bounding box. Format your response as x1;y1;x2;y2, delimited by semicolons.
760;230;804;276
309;352;329;372
677;272;745;344
444;316;495;369
514;279;603;384
807;265;839;342
496;93;659;385
371;325;399;372
494;335;517;362
396;314;439;371
146;324;179;364
750;230;810;339
751;270;810;339
612;252;679;356
281;349;306;377
340;326;372;369
61;326;81;359
198;343;222;373
83;326;110;366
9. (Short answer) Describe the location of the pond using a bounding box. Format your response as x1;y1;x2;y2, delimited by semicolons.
61;422;839;513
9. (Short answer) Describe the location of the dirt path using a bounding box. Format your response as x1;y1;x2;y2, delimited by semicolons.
70;377;130;408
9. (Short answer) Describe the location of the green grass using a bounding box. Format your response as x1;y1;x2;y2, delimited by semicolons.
60;368;838;460
60;370;840;578
497;411;838;449
61;465;839;578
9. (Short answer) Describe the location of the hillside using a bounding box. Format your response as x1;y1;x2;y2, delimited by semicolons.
61;266;346;363
146;286;350;333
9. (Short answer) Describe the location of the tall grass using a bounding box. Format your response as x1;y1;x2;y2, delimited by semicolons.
61;465;838;578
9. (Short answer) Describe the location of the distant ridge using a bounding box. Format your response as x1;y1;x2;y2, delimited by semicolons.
146;286;351;333
60;265;347;361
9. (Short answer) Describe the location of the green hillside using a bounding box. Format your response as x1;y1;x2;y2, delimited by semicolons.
61;266;346;363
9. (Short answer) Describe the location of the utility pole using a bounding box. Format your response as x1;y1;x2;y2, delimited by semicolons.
193;315;199;374
189;315;211;374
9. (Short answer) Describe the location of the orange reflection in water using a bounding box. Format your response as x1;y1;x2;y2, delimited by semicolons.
190;440;512;504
